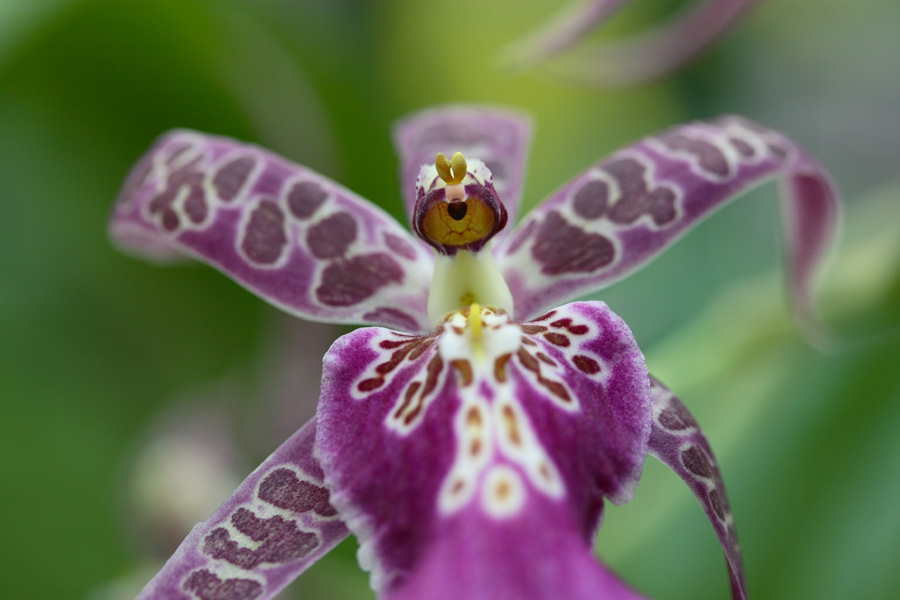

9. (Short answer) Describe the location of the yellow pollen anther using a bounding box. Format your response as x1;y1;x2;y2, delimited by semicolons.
435;152;468;185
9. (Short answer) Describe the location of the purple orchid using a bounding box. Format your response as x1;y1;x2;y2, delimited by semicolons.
110;106;839;600
504;0;762;86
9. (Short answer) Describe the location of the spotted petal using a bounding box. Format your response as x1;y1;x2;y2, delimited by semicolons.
111;130;434;333
507;0;760;87
393;106;532;234
647;377;746;600
135;419;349;600
498;115;840;334
316;301;651;599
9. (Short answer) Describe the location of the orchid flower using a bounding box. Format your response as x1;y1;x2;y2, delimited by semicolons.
110;106;839;600
503;0;762;86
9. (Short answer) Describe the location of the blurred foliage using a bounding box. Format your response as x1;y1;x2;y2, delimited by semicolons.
0;0;897;599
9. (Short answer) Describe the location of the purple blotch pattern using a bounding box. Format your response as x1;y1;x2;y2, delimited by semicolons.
497;115;840;325
110;130;433;332
133;420;349;600
646;377;746;600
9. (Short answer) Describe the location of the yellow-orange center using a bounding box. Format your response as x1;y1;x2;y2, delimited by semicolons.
422;196;495;246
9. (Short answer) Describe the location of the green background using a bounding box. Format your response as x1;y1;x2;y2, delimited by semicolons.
1;1;898;598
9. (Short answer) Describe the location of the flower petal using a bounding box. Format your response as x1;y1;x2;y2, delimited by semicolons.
316;301;651;598
511;0;760;87
647;377;746;600
393;106;532;234
134;419;349;600
498;115;840;335
111;130;434;332
501;0;630;69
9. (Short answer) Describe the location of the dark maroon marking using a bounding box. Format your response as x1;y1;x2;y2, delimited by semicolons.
203;521;318;569
681;446;713;479
572;355;601;374
363;307;420;331
287;181;328;220
241;199;287;265
384;233;418;260
532;211;615;275
657;403;695;432
659;133;731;178
316;252;404;307
358;377;384;392
550;318;590;335
258;467;338;517
394;381;423;419
161;209;180;232
572;179;609;219
183;569;262;600
184;186;208;224
306;212;358;259
447;201;468;221
602;159;678;226
520;323;548;334
212;157;255;202
503;219;537;255
532;310;557;322
536;352;556;366
709;488;726;521
728;137;754;158
544;332;570;347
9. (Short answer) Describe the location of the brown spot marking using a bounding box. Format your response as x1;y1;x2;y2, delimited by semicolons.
572;179;609;219
466;406;482;428
494;479;511;501
602;158;678;226
470;439;482;457
657;402;695;432
494;354;511;382
538;462;551;481
658;133;731;178
306;212;357;259
213;156;256;202
450;479;465;495
544;332;570;347
452;359;473;386
536;352;556;366
161;209;180;232
520;323;548;335
287;181;327;219
358;377;384;392
316;252;404;307
183;569;262;600
184;186;208;224
203;522;318;570
517;348;572;404
532;211;616;275
681;446;713;479
728;137;755;158
573;355;601;374
532;310;557;322
241;199;287;265
502;404;522;446
521;337;537;346
393;381;422;420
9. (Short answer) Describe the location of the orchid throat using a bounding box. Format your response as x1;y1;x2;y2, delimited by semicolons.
413;152;514;324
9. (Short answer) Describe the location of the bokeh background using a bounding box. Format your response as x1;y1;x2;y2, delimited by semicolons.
1;0;899;598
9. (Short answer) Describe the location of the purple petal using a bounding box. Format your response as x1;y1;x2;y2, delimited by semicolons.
501;0;631;68
647;377;746;600
530;0;761;87
498;115;840;334
111;130;433;333
393;106;532;235
316;301;651;598
135;419;349;600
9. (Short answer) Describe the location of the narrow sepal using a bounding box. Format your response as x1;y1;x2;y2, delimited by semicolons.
500;0;630;69
316;302;651;599
135;419;349;600
511;0;760;87
111;130;433;332
498;115;840;334
646;377;747;600
393;106;532;233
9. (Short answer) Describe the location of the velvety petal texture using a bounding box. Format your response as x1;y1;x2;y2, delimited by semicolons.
393;106;532;233
111;130;434;332
647;377;746;600
135;420;349;600
497;115;839;327
316;301;651;599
